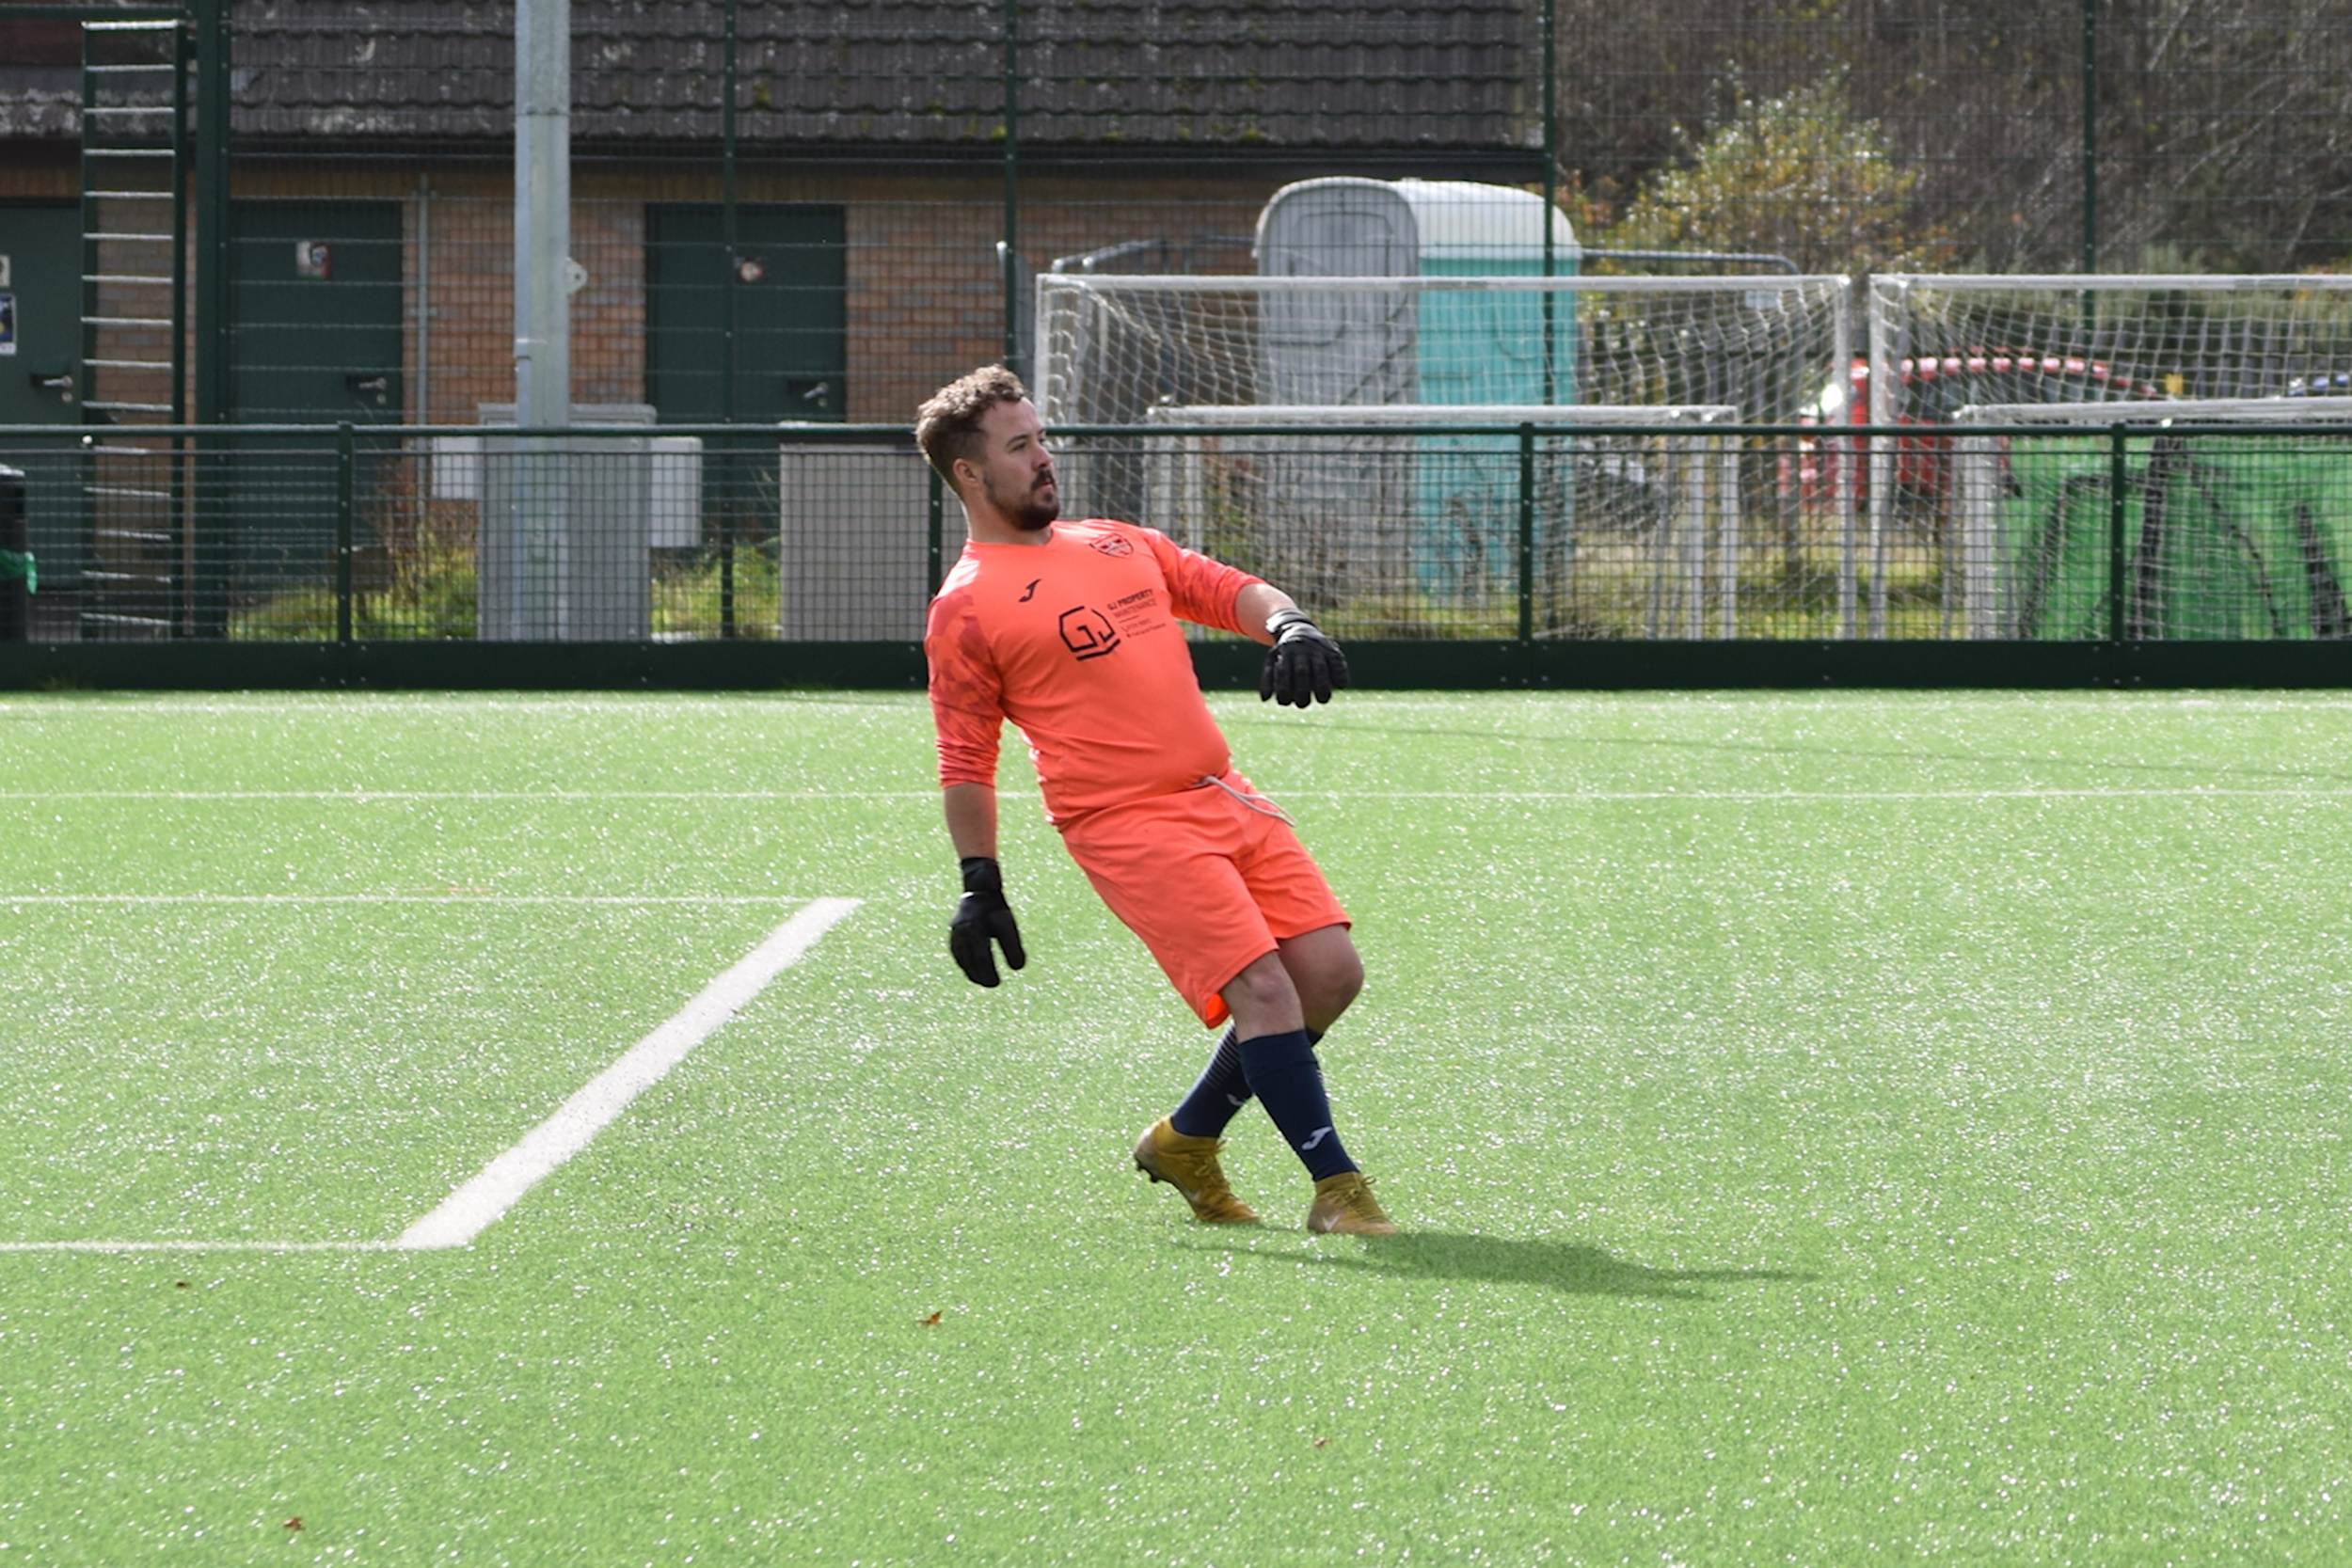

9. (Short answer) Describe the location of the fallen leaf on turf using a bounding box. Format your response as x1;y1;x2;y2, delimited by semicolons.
1313;1438;1329;1449
918;1311;942;1326
283;1517;303;1530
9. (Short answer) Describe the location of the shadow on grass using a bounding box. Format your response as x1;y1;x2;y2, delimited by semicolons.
1170;1229;1812;1301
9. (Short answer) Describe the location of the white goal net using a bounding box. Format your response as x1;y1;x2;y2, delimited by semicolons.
1037;274;1852;428
1867;276;2352;424
1035;274;1851;638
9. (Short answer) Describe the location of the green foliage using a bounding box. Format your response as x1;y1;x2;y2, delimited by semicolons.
1601;75;1951;276
230;514;477;641
224;526;788;642
652;537;783;640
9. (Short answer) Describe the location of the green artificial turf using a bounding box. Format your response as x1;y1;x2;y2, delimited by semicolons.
3;689;2351;1562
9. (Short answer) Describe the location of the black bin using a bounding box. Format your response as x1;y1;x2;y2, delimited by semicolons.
0;464;26;641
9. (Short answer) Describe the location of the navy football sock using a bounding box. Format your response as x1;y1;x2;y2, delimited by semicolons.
1169;1026;1325;1139
1237;1028;1357;1180
1168;1025;1249;1138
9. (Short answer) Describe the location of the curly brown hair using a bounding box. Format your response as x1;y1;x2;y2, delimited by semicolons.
914;365;1031;483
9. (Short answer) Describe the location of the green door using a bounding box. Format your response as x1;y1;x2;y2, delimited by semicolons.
0;204;88;627
0;203;82;425
223;200;404;616
228;199;404;422
646;204;846;424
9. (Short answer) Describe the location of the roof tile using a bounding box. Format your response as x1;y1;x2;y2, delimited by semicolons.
217;0;1529;148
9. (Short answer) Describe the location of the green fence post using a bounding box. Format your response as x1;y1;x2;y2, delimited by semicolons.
2082;0;2098;276
719;0;739;641
335;421;355;642
1518;422;1535;643
1540;0;1556;406
2107;421;2128;643
719;432;737;640
192;0;230;637
928;465;944;595
1002;0;1020;372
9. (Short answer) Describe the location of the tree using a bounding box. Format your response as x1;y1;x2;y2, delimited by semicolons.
1599;76;1949;277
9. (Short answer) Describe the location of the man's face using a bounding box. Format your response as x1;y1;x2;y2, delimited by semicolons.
969;398;1059;531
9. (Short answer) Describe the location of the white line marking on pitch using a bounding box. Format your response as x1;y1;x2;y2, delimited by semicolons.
0;897;860;1257
0;790;946;801
0;1239;405;1253
0;894;821;906
398;896;859;1250
1326;787;2352;801
4;784;2333;808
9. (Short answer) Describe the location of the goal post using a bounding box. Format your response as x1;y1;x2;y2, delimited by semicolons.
1036;273;1854;429
1033;273;1853;639
1950;398;2352;641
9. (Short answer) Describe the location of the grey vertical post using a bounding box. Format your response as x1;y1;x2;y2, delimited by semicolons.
511;0;570;639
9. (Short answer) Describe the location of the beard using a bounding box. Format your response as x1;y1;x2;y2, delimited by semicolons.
986;468;1059;531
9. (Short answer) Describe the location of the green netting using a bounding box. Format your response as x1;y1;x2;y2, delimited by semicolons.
2000;436;2352;640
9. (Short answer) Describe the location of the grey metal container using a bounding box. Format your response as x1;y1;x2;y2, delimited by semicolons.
472;403;657;641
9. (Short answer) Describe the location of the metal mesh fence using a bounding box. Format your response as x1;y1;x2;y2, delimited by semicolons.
182;2;2352;275
1055;415;1766;641
14;4;2352;659
0;424;933;642
10;418;2352;645
1951;410;2352;642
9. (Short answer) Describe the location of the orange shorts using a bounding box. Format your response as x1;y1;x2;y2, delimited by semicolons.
1059;770;1350;1029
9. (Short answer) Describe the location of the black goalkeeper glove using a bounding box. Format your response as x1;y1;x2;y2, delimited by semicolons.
1259;608;1350;707
949;856;1027;988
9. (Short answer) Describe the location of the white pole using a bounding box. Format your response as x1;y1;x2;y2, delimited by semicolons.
513;0;570;637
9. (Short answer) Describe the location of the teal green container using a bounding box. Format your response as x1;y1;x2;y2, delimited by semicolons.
1255;180;1580;612
1255;178;1579;404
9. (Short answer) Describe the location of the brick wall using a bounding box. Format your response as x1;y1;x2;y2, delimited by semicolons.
60;161;1286;429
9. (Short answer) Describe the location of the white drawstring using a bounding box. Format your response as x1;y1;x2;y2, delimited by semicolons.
1193;772;1296;826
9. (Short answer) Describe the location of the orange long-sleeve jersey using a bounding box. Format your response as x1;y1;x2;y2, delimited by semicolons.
925;518;1263;826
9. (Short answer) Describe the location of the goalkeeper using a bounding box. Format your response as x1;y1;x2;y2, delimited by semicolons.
917;366;1393;1236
